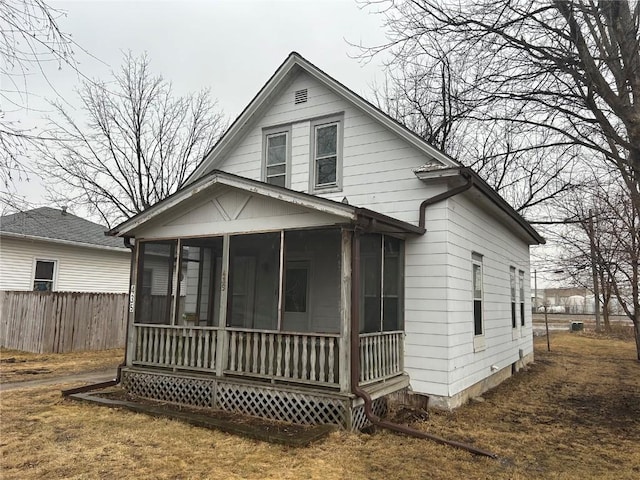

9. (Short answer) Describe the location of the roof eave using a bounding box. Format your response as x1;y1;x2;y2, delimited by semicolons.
0;231;130;252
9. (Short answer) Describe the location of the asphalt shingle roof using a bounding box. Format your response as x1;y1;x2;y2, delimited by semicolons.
0;207;126;249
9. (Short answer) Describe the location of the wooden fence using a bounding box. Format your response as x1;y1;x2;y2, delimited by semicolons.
0;291;128;353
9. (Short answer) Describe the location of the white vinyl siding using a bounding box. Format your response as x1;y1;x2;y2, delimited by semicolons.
0;236;130;293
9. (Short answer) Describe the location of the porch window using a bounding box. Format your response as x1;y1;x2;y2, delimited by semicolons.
136;241;177;325
519;270;525;326
360;233;404;333
510;267;517;328
176;238;223;326
228;232;280;330
263;126;290;187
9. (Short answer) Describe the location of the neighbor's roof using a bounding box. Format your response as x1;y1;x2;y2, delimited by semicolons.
0;207;128;251
108;170;425;238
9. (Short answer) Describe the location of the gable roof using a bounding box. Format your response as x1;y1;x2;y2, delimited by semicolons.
108;170;425;238
0;207;128;251
187;52;460;182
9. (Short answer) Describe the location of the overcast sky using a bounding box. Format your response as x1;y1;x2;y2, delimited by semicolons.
9;0;390;207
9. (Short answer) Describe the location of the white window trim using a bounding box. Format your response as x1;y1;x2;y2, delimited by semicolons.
262;125;292;188
309;114;344;193
32;258;58;292
472;252;485;352
519;269;525;328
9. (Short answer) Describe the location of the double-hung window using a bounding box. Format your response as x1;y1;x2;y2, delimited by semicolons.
472;253;483;337
263;127;290;187
311;116;342;191
33;259;56;291
519;270;525;326
510;267;517;329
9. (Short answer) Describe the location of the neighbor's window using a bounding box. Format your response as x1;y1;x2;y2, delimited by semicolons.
136;241;177;325
519;270;525;327
510;267;517;328
33;259;56;291
472;253;483;336
311;116;342;191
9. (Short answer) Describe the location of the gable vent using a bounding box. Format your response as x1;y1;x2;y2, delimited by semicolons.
294;88;308;104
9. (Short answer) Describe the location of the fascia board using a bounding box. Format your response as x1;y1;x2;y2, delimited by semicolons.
0;231;130;252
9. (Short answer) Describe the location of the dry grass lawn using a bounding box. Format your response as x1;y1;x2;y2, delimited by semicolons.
1;332;638;479
1;348;123;383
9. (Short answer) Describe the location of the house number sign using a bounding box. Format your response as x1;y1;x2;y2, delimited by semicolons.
129;284;136;313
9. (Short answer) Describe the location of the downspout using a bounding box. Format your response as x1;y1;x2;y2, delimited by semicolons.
350;227;496;459
419;171;474;230
62;237;134;397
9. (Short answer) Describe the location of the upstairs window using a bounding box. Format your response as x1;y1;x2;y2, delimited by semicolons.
519;270;525;326
263;127;290;188
310;115;343;192
33;259;56;291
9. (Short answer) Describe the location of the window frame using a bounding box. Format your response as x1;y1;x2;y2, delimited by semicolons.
32;258;57;292
510;266;517;329
262;125;292;188
309;114;343;193
472;252;485;351
519;270;525;327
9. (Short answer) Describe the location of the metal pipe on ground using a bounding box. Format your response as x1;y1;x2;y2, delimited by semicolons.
61;363;123;397
349;229;497;459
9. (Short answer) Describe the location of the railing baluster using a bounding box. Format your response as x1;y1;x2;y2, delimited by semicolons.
229;331;237;371
292;336;299;379
252;333;259;373
284;336;291;377
310;338;317;381
318;337;326;382
209;330;216;370
260;333;266;375
268;334;275;376
238;332;244;371
203;330;210;368
276;335;283;377
328;338;335;383
301;335;308;380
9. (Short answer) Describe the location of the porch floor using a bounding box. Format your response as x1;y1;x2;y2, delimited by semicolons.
67;389;337;447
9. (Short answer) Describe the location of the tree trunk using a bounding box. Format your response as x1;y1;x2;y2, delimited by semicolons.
602;296;611;333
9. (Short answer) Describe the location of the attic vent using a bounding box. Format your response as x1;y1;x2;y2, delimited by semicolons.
294;88;308;104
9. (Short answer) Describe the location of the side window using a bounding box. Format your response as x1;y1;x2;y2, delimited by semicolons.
33;259;56;291
472;253;483;336
263;127;290;187
519;270;525;326
310;115;343;192
510;267;517;328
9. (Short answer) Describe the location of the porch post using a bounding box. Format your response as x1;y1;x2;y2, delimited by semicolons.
125;240;140;367
215;234;231;377
339;228;352;392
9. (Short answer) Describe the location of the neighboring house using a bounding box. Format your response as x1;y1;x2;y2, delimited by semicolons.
0;207;130;293
108;53;544;430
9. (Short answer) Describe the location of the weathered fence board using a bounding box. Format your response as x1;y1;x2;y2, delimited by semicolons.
0;291;127;353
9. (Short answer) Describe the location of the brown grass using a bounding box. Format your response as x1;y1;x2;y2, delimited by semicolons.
0;348;123;383
1;333;638;479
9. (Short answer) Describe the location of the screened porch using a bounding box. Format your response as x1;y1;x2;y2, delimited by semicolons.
128;228;405;391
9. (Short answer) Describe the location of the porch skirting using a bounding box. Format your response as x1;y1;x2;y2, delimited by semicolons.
121;367;408;431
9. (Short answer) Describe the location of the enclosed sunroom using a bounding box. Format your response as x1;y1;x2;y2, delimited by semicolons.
110;171;422;430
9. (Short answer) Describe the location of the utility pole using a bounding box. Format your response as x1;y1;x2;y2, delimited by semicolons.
588;209;602;332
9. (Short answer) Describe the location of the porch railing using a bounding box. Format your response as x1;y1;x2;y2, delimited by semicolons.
225;328;340;387
133;324;219;371
359;331;404;384
131;324;403;388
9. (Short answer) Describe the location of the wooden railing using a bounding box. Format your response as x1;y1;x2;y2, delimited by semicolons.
133;324;219;371
359;331;404;384
130;325;404;388
225;328;340;387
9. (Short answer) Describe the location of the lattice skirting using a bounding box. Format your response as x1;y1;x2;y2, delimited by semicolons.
351;398;388;432
122;369;389;429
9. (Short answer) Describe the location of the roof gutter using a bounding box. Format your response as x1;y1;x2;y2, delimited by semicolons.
349;229;497;458
418;170;474;231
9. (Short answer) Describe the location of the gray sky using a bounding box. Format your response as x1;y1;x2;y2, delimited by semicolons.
9;0;390;206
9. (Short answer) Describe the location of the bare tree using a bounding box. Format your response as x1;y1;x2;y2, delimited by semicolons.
1;0;80;188
37;52;226;227
555;176;640;359
359;0;640;214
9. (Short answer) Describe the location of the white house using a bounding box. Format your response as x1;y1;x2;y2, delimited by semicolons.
0;207;130;293
108;53;544;429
